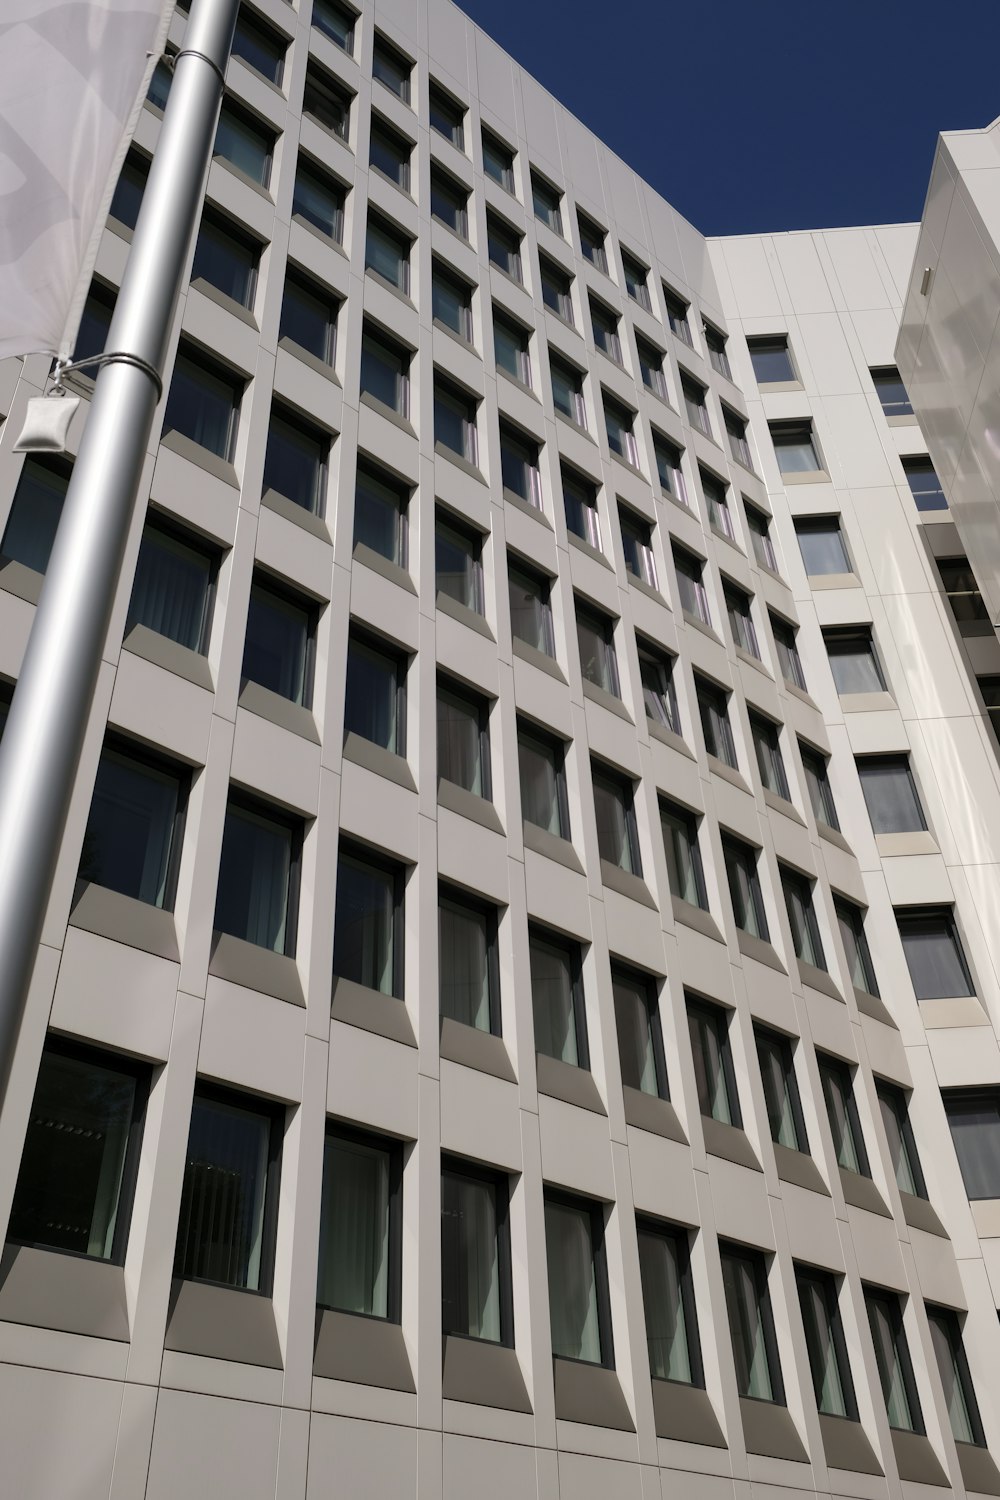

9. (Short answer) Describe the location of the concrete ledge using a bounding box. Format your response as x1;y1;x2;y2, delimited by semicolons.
0;1244;129;1341
0;558;43;604
276;334;340;387
442;1336;532;1412
763;788;806;825
165;1279;282;1367
854;987;898;1028
818;823;854;855
553;1357;634;1430
568;530;611;569
774;1142;830;1196
536;1053;606;1115
260;487;331;542
440;1017;516;1082
504;489;553;526
890;1428;948;1487
435;442;485;484
209;931;305;1006
522;820;584;872
671;897;724;943
331;976;416;1047
159;428;239;487
874;829;940;859
437;779;504;833
819;1413;883;1476
600;860;657;908
352;542;416;594
651;1379;727;1446
808;570;860;590
797;959;843;1003
123;623;214;689
839;1167;891;1218
957;1441;1000;1496
838;691;897;714
342;732;416;790
971;1200;1000;1239
702;1115;762;1172
900;1191;949;1238
739;1397;808;1461
919;995;992;1029
69;881;179;962
512;635;566;681
190;276;258;328
239;680;320;744
436;590;494;639
738;929;786;973
648;721;694;758
361;391;416;438
708;756;751;794
313;1308;415;1390
623;1087;687;1143
582;677;633;721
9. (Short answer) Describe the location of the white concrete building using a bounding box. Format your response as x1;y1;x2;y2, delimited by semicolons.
1;3;1000;1497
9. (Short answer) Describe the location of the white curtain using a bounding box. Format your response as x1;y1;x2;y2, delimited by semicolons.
545;1200;600;1363
638;1230;690;1382
318;1137;389;1316
441;1172;500;1341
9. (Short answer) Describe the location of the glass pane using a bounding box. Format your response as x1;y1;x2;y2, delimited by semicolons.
127;526;212;651
280;280;334;363
436;522;481;610
822;1067;862;1173
797;523;850;576
838;905;876;995
868;1295;916;1431
432;273;467;337
749;340;794;383
442;1171;500;1341
293;168;343;240
688;1008;732;1124
435;389;469;456
725;842;766;940
344;640;399;751
334;856;396;994
440;900;491;1031
722;1252;774;1400
175;1094;271;1289
756;1034;799;1149
370;128;408;187
366;225;406;289
232;18;283;83
509;572;552;655
164;356;236;458
1;459;68;574
928;1312;976;1444
946;1099;1000;1199
662;810;702;907
827;639;884;695
545;1199;601;1362
214;109;270;185
74;291;113;362
214;806;293;953
798;1276;848;1416
361;335;405;412
531;938;578;1065
899;914;972;1000
859;760;923;834
614;975;658;1095
192;218;256;307
593;775;633;871
878;1089;919;1197
318;1136;390;1315
577;614;615;693
638;1230;692;1382
438;690;483;796
80;750;179;907
263;416;324;513
641;654;677;731
312;0;354;49
354;471;404;563
242;587;310;705
109;155;146;229
9;1050;136;1259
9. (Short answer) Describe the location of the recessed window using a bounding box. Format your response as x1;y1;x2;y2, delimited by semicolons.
487;213;522;280
781;866;826;970
592;763;641;875
540;255;573;322
796;1268;856;1419
8;1038;147;1262
126;518;215;653
438;678;491;799
771;614;806;691
747;504;778;571
191;208;260;309
725;582;759;657
638;642;680;734
664;286;692;345
724;407;753;469
279;270;338;367
361;324;410;416
619;505;657;588
333;844;404;997
979;675;1000;742
439;889;499;1035
434;375;478;464
622;251;651;311
344;629;405;754
369;117;411;190
661;799;707;910
944;1090;1000;1200
824;626;886;696
263;405;329;516
551;353;586;427
696;676;737;768
614;966;667;1098
795;516;851;577
871;365;913;419
508;560;554;656
436;511;483;613
720;1245;783;1402
303;64;352;142
576;600;620;697
903;456;947;512
292;158;345;243
800;743;839;830
865;1288;923;1433
372;34;411;103
365;214;410;293
590;297;621;363
493;309;531;385
442;1161;511;1343
836;899;879;997
353;461;408;567
109;149;148;230
500;422;542;507
638;1222;702;1385
214;101;274;187
876;1082;927;1200
311;0;356;52
518;721;570;839
818;1054;869;1176
687;996;740;1126
578;213;607;272
636;336;668;401
705;323;732;379
681;374;711;437
214;797;300;954
318;1127;400;1318
174;1085;281;1292
747;334;795;385
722;834;769;941
857;755;925;835
242;577;315;707
429;84;465;148
673;546;711;625
771;419;823;476
231;12;285;85
756;1026;808;1151
79;741;185;908
544;1193;611;1365
431;261;473;342
751;713;790;800
654;434;687;504
482;129;515;192
563;468;601;550
937;556;990;631
531;172;562;234
430;168;469;238
701;469;734;539
531;929;586;1066
926;1306;986;1447
896;906;974;1000
1;455;70;576
163;345;241;460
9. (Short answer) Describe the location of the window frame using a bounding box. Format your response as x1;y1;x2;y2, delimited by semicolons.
836;898;880;998
770;419;824;477
824;626;887;697
482;129;515;193
371;33;412;104
80;735;189;911
619;503;657;589
660;798;708;911
333;840;406;1000
430;166;470;239
436;675;492;800
722;833;770;942
747;334;796;386
796;1266;859;1420
687;995;742;1128
895;905;975;1001
750;712;790;801
944;1089;1000;1200
353;460;408;568
876;1080;928;1201
318;1122;403;1322
531;171;563;234
486;212;522;280
578;213;608;273
591;761;642;876
695;674;737;769
724;581;760;659
747;504;779;572
719;1241;785;1404
795;515;852;577
441;1157;514;1345
344;625;408;755
575;598;621;698
126;511;218;655
926;1304;988;1448
754;1025;808;1153
302;63;353;144
638;641;680;735
857;754;926;836
438;884;501;1037
622;251;651;311
637;1217;704;1386
214;793;303;957
428;82;465;148
781;865;826;970
818;1053;871;1177
434;374;479;465
517;720;571;840
434;508;484;614
508;558;556;658
364;213;411;295
864;1287;925;1434
530;926;589;1069
544;1189;614;1368
664;286;692;345
431;260;474;344
612;963;669;1101
563;468;602;551
800;742;839;831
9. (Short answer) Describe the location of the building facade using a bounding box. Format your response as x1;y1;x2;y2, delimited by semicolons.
0;2;999;1497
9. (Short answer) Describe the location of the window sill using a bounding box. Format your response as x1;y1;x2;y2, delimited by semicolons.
434;442;485;484
313;1308;414;1391
165;1278;282;1368
522;819;584;873
432;317;479;357
899;1190;948;1238
763;788;805;825
239;679;321;744
497;366;538;401
739;1397;808;1462
808;570;861;591
276;334;340;387
622;1087;687;1144
189;276;258;329
956;1440;1000;1497
554;409;595;443
567;530;610;568
784;681;820;710
773;1142;830;1196
503;489;552;526
0;558;43;605
512;635;566;682
159;429;239;487
854;986;898;1029
781;467;831;486
359;390;416;438
890;1429;949;1488
436;590;494;640
608;451;646;483
702;1115;762;1172
209;931;305;1005
600;859;657;908
536;1053;606;1115
707;756;751;795
211;153;273;201
671;896;724;943
290;212;348;259
364;267;416;308
437;778;504;834
737;928;786;973
553;1357;634;1431
123;623;214;690
626;572;663;605
69;881;180;962
352;542;416;594
682;611;724;646
735;645;770;676
443;1336;532;1412
582;677;633;722
797;958;842;1003
818;822;854;855
838;1166;891;1218
342;731;416;791
647;720;693;757
874;830;938;858
430;215;472;249
651;1379;726;1447
818;1413;884;1476
260;487;331;543
331;975;416;1047
0;1243;129;1341
439;1017;516;1082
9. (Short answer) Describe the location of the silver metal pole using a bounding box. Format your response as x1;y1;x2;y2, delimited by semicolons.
0;0;240;1108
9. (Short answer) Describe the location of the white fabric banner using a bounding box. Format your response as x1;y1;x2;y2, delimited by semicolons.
0;0;173;363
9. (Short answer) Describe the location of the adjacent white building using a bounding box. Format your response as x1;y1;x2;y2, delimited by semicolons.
0;3;999;1497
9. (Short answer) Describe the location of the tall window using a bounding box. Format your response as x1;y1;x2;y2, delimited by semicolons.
494;310;531;385
687;997;740;1126
750;714;790;802
936;556;990;631
725;584;760;657
720;1244;783;1402
876;1082;927;1200
214;102;273;187
622;251;651;309
696;677;737;768
518;723;570;839
824;627;886;696
795;517;851;576
344;631;405;754
551;354;586;427
896;907;973;1001
857;756;925;834
437;680;490;799
292;160;345;243
944;1090;1000;1200
800;744;839;830
544;1194;611;1365
531;929;587;1067
771;419;823;475
232;12;285;83
796;1268;856;1419
365;215;410;294
508;561;555;657
174;1085;281;1291
487;214;522;280
638;643;680;734
8;1039;146;1262
109;149;148;231
681;375;712;437
242;578;314;707
429;84;465;148
637;1223;701;1384
163;347;241;459
927;1306;987;1447
303;64;352;141
836;900;879;996
818;1055;869;1176
191;209;260;309
531;172;563;233
636;337;668;401
263;406;329;516
747;505;779;571
781;867;826;970
723;835;769;941
430;168;469;238
748;334;795;385
311;0;356;51
214;798;300;955
865;1288;923;1433
620;506;657;588
590;298;621;362
903;457;947;512
435;512;483;613
126;519;215;653
871;366;913;419
661;800;708;910
372;34;411;101
540;256;573;322
654;435;687;504
279;272;338;367
563;469;601;550
724;408;753;469
771;615;806;691
353;463;407;567
755;1027;807;1151
500;424;542;507
80;743;184;909
664;287;692;344
318;1128;400;1319
4;456;70;574
603;394;640;467
333;845;404;997
673;546;711;625
613;967;667;1099
439;889;498;1034
360;325;409;416
576;602;620;697
592;764;641;875
482;130;515;192
702;470;734;539
442;1163;511;1343
578;213;607;271
434;377;478;464
705;324;732;379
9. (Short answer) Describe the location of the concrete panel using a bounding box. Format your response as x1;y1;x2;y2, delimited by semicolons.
146;1388;281;1500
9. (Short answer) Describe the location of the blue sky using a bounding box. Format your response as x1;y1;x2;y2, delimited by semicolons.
456;0;1000;236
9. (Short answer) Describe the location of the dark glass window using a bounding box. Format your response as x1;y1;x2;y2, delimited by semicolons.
191;209;260;308
614;966;667;1099
1;456;70;575
432;263;473;342
696;677;737;768
439;890;499;1034
442;1163;511;1342
372;33;411;100
637;1222;701;1385
493;310;531;385
660;800;707;910
518;723;569;839
126;519;215;653
487;214;521;280
434;377;478;463
927;1306;986;1447
214;798;299;955
435;513;483;612
318;1128;400;1318
654;435;686;503
770;419;822;475
242;579;314;706
687;997;740;1126
109;150;148;231
73;282;114;364
673;546;711;625
702;469;734;539
748;334;795;385
937;556;990;630
578;214;607;272
551;354;586;427
836;899;879;996
664;287;692;344
876;1082;927;1200
620;505;657;588
531;172;562;233
232;12;285;84
720;1244;783;1401
622;252;651;310
333;845;403;997
540;256;573;323
360;325;409;415
726;583;760;658
531;929;586;1067
303;64;352;141
365;215;410;293
903;456;947;512
508;561;554;657
857;755;925;835
279;272;338;365
592;764;641;875
311;0;356;51
771;614;806;690
353;463;407;567
755;1026;807;1151
818;1055;869;1176
865;1288;923;1433
544;1193;612;1366
604;393;639;466
636;337;668;401
79;743;184;909
500;424;541;507
824;627;886;696
590;297;621;362
682;375;711;437
801;744;839;830
429;84;465;147
896;907;973;1000
795;517;851;576
638;643;680;734
747;505;778;571
751;714;789;800
437;681;491;800
705;324;732;379
563;470;601;550
871;365;913;418
482;130;515;192
576;601;620;697
291;159;345;243
163;346;241;459
263;406;328;515
944;1091;1000;1200
724;407;753;469
214;102;273;187
796;1268;856;1418
344;631;405;754
430;169;469;237
781;866;826;970
722;834;769;941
